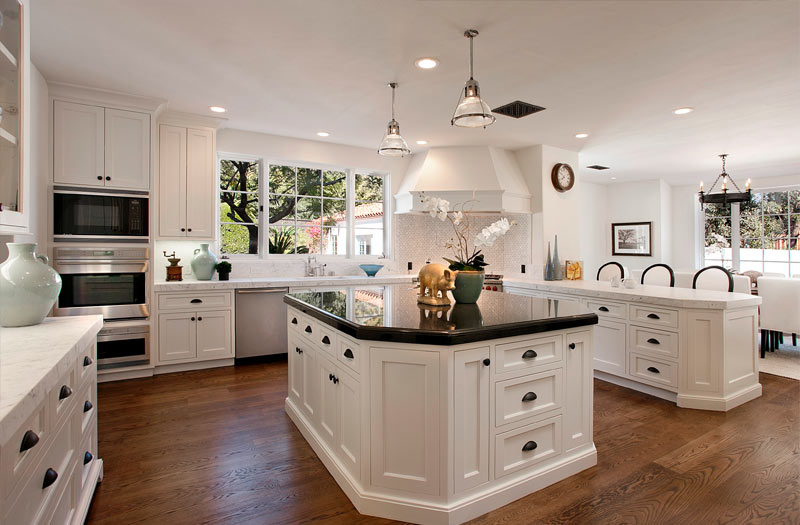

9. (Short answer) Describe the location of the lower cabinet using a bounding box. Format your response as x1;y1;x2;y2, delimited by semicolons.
564;330;593;452
317;355;339;448
155;292;234;366
593;319;626;375
453;347;490;493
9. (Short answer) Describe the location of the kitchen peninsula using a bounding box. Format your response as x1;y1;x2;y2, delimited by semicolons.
284;285;598;525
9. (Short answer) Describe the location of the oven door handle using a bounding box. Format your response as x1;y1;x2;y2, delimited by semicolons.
97;332;150;343
54;262;149;274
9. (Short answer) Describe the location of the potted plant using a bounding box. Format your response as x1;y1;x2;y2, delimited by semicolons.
420;194;513;303
215;261;232;281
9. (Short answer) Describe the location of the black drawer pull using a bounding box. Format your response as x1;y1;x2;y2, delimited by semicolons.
20;430;39;452
483;358;491;366
522;392;538;402
84;451;93;465
522;441;538;452
59;385;72;400
321;336;331;345
343;348;354;359
291;317;298;325
305;325;312;333
84;400;93;413
190;298;203;303
83;356;93;367
598;306;609;312
647;338;661;345
647;313;660;320
522;349;537;359
42;468;58;489
647;366;660;374
568;342;576;350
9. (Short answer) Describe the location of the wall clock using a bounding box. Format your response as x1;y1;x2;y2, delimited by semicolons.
551;163;575;192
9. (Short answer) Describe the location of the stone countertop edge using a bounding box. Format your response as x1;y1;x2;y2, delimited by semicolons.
0;315;103;445
152;274;415;292
284;296;599;346
502;278;762;310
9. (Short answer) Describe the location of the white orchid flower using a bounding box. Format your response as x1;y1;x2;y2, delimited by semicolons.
452;211;463;225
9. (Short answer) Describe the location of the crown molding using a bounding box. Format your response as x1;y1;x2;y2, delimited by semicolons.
48;81;167;113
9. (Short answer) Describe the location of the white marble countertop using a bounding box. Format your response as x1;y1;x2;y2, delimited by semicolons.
0;315;103;444
153;273;415;292
503;277;761;310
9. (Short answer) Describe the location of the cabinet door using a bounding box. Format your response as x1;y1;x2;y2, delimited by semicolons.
301;344;318;420
185;128;215;238
288;338;303;405
337;369;361;480
564;330;593;452
158;312;197;362
158;125;187;237
594;319;626;376
195;310;232;360
53;101;104;187
104;109;150;189
317;356;339;448
454;347;490;493
370;348;440;495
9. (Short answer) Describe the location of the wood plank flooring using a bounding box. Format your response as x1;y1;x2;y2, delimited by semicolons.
87;359;800;524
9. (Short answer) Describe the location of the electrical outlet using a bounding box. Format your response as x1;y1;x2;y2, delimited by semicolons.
408;261;413;271
521;264;526;274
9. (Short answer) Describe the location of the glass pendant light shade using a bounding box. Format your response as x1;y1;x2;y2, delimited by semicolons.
378;83;410;157
452;30;495;128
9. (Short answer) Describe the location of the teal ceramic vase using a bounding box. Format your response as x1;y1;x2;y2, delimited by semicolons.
452;270;485;304
191;244;218;281
0;243;62;327
553;235;563;280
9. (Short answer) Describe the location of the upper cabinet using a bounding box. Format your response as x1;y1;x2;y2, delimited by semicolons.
53;100;150;190
0;0;30;233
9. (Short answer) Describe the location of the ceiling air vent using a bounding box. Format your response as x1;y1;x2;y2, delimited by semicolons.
587;165;610;170
492;100;545;119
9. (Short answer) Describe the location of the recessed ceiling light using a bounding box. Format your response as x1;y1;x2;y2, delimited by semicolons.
575;133;589;139
673;107;693;115
415;57;439;70
316;131;330;137
611;177;617;180
416;140;428;145
209;106;226;113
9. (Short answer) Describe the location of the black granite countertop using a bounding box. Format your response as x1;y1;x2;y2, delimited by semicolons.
284;284;598;345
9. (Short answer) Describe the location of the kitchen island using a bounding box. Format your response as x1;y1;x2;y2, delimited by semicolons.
284;284;598;525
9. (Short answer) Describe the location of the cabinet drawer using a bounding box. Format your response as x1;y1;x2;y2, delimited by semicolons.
495;369;562;428
629;325;679;359
629;304;679;329
1;400;49;503
74;343;97;389
43;461;79;525
288;310;302;333
495;334;563;375
628;352;678;390
495;415;562;479
77;381;97;439
585;299;627;319
312;322;337;358
49;366;78;434
157;291;231;311
337;336;361;376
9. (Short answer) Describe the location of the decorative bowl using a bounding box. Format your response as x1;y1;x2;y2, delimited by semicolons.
359;264;383;277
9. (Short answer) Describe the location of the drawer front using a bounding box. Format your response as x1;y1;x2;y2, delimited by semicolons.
585;299;627;320
495;369;563;428
77;381;97;439
297;314;317;341
630;304;679;329
628;352;678;390
629;325;679;359
49;366;78;434
312;322;337;359
496;334;563;375
1;400;49;503
75;343;97;389
495;415;562;478
79;426;98;491
157;291;232;311
337;336;361;376
43;461;79;525
288;310;302;333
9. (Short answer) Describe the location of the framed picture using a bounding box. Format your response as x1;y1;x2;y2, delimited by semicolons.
611;222;652;256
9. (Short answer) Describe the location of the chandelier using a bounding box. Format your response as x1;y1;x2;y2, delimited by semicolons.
699;154;751;206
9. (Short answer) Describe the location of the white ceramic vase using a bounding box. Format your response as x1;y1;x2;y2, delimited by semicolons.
0;243;63;327
191;244;218;281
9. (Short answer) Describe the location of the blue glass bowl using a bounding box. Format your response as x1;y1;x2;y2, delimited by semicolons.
359;264;384;277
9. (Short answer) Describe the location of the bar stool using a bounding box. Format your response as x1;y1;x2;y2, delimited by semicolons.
692;266;734;292
641;263;675;287
597;262;625;282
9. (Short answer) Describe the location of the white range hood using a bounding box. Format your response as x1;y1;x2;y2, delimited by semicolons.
394;146;531;214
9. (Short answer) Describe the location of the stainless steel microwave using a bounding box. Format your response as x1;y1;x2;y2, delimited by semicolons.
53;187;149;241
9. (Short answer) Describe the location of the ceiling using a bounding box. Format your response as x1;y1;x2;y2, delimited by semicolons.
32;0;800;185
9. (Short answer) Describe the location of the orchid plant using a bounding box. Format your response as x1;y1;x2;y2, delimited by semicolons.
420;193;514;272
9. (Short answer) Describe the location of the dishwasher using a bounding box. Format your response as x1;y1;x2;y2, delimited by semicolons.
235;288;290;358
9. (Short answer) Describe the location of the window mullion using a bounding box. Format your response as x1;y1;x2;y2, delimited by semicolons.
346;169;355;258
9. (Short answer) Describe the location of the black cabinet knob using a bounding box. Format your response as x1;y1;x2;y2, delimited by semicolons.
291;318;298;325
190;317;196;321
295;347;303;354
42;468;58;489
522;391;538;402
333;376;339;384
522;441;538;452
84;400;93;413
343;348;354;359
187;228;192;232
647;366;660;374
197;316;203;321
305;326;312;333
84;451;93;465
647;338;660;345
59;385;72;400
83;356;93;367
568;343;576;350
190;298;203;304
105;176;111;181
483;358;491;366
321;336;330;345
522;349;537;359
647;313;660;320
20;430;39;453
181;228;186;232
598;306;609;312
329;373;334;381
96;175;102;180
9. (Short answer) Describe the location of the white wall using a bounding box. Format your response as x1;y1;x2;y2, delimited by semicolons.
579;181;608;280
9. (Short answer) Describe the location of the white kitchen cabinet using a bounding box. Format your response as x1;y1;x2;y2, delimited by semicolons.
564;330;593;452
593;319;626;375
336;369;361;479
288;338;304;405
195;310;232;360
454;346;490;493
158;124;215;239
54;101;150;189
301;339;318;419
157;312;197;362
317;355;339;448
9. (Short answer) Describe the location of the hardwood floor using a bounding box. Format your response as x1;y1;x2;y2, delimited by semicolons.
87;360;799;525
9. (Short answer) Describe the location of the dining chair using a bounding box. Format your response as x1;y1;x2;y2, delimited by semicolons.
692;266;734;292
641;263;675;287
597;262;625;282
757;277;800;357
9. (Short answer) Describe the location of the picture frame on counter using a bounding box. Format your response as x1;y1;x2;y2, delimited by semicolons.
611;221;652;256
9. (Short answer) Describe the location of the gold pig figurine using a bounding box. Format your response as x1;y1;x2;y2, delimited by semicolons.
417;263;456;306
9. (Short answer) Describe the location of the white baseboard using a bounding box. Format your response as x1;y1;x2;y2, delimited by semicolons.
154;358;234;375
594;371;678;402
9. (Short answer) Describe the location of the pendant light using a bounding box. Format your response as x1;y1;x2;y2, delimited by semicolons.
698;154;751;207
378;82;410;157
451;29;495;128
